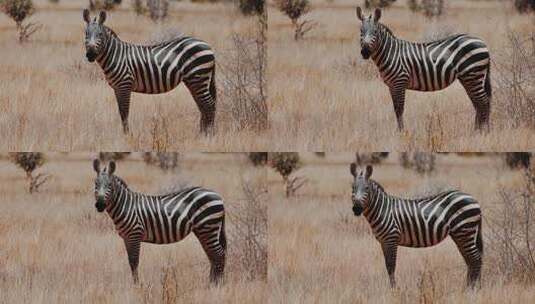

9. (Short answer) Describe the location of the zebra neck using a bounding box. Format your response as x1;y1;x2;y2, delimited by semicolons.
96;34;127;71
363;182;388;221
371;27;397;64
106;178;135;216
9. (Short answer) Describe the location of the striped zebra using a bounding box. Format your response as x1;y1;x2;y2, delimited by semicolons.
349;164;483;288
356;7;492;131
92;159;226;284
83;10;217;135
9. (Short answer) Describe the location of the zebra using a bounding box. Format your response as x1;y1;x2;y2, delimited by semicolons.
92;159;226;284
349;164;483;288
83;10;217;135
355;7;492;131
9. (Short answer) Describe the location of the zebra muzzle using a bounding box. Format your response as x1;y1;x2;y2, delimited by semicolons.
352;205;364;216
86;51;97;62
361;48;371;59
95;200;106;212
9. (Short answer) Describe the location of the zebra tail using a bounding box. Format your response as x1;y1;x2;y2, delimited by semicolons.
476;220;483;257
485;64;492;100
219;215;227;252
210;65;217;104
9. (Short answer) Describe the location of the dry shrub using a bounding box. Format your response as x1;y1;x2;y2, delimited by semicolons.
88;0;122;11
98;152;130;162
228;180;268;280
364;0;396;8
486;168;535;283
400;152;436;174
354;152;389;166
0;0;41;43
146;0;168;21
514;0;535;13
143;152;179;171
494;30;535;129
218;31;267;131
238;0;264;16
248;152;268;166
8;152;50;193
408;0;444;17
275;0;316;40
269;152;306;197
503;152;531;169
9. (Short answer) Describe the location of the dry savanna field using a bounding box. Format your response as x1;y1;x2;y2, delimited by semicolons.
269;153;535;303
0;153;267;303
268;0;535;151
0;0;268;151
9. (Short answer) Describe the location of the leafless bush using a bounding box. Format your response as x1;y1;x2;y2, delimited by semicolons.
504;153;531;169
354;152;388;166
400;152;435;174
408;0;444;17
146;0;168;21
269;152;306;197
364;0;396;8
98;152;130;162
131;0;146;15
275;0;317;40
248;152;268;166
143;152;179;171
228;181;268;280
238;0;264;16
0;0;42;43
486;168;535;283
514;0;535;13
494;30;535;128
88;0;122;11
218;32;267;131
9;152;49;193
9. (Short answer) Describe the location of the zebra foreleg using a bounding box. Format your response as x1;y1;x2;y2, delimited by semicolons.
123;238;141;284
113;86;132;135
381;242;399;288
389;85;407;132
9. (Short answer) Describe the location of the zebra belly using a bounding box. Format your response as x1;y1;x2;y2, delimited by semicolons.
131;75;182;94
397;218;450;247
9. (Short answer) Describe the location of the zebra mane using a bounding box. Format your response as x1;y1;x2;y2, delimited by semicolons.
104;26;119;39
369;179;385;193
377;22;394;37
111;175;129;190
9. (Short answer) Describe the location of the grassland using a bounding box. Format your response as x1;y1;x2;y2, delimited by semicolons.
268;153;535;303
0;0;268;151
268;0;535;151
0;153;267;303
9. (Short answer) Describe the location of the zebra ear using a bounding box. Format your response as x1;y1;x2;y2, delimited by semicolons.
356;6;363;21
83;9;91;24
374;8;381;22
93;159;100;173
98;11;106;25
365;165;373;179
108;161;116;175
350;163;357;177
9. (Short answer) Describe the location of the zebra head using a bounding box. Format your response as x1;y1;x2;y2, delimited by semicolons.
356;7;382;60
92;159;116;213
83;9;108;62
350;163;373;216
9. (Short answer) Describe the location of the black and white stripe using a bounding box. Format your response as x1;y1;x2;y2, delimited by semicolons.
93;159;226;284
83;10;217;134
350;164;483;288
356;7;492;131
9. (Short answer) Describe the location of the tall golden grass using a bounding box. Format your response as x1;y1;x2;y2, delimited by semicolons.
0;0;268;151
268;153;535;303
268;0;535;151
0;153;267;303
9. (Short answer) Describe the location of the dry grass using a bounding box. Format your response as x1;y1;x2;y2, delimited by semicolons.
268;153;535;303
268;0;535;151
0;153;267;303
0;0;268;151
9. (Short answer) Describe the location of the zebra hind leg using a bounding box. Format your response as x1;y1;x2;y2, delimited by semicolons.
194;222;226;285
184;75;216;136
450;228;483;289
459;73;491;132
